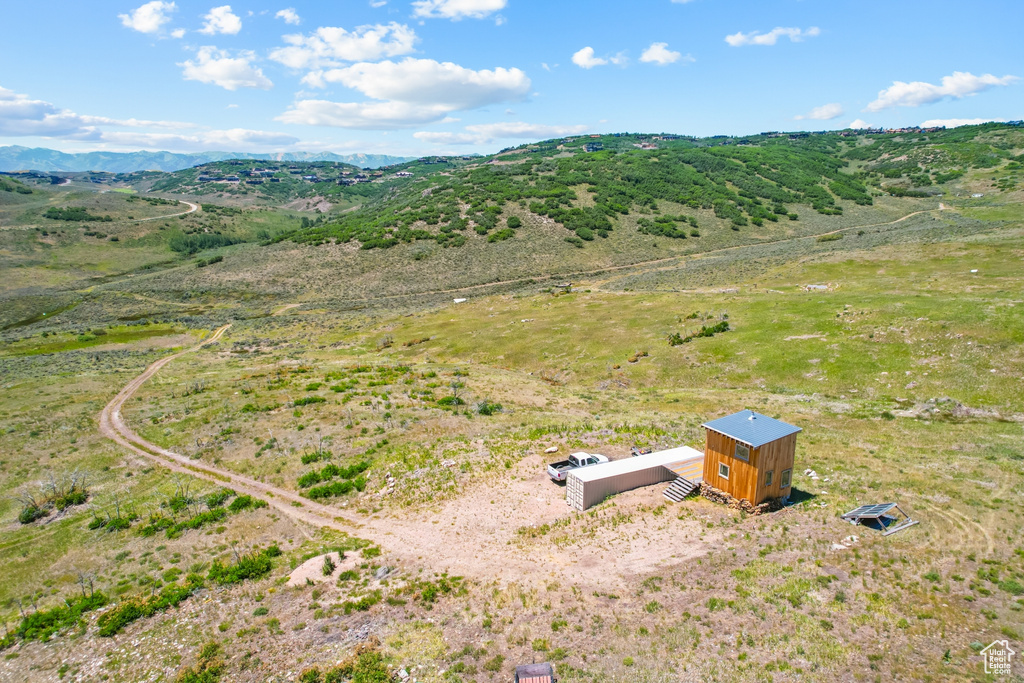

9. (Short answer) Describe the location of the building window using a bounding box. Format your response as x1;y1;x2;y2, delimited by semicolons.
734;443;750;462
780;469;791;489
718;462;730;480
765;470;774;487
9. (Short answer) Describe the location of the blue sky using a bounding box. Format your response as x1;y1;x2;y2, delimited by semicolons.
0;0;1020;156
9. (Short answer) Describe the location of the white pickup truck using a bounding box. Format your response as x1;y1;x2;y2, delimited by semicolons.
547;452;609;482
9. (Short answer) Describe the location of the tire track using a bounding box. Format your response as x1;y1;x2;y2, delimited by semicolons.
98;324;364;537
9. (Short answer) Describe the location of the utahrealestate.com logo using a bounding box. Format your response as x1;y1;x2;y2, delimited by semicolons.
981;640;1015;676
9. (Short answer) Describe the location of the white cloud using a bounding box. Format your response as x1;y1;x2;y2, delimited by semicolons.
101;128;298;150
179;47;273;90
572;47;606;69
171;28;186;38
279;58;530;130
370;0;387;6
414;121;589;145
308;58;530;108
572;47;627;69
919;117;1006;128
640;43;689;66
277;100;452;129
0;86;96;138
725;26;820;47
0;85;294;151
199;5;242;35
847;119;871;129
118;1;176;34
795;103;844;121
270;23;417;69
866;71;1018;112
411;0;506;20
670;0;697;3
275;8;300;25
78;115;196;129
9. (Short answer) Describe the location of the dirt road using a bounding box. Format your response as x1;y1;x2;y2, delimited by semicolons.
98;324;363;536
98;325;713;586
133;200;199;222
321;206;944;305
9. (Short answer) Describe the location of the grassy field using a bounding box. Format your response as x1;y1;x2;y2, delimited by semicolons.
0;142;1022;681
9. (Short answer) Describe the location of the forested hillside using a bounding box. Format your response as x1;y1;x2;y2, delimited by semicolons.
271;124;1022;251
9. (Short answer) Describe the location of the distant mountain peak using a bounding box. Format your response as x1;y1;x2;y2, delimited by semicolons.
0;146;416;173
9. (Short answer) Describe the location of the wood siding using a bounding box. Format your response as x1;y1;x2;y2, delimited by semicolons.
752;432;797;503
702;429;796;505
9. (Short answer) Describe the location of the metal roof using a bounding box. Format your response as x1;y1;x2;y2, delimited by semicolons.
569;446;703;483
701;410;801;448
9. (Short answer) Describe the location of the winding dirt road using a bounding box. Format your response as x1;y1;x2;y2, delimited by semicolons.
98;324;362;535
133;199;199;222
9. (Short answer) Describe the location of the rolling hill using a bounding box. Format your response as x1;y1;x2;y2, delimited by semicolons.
0;145;416;173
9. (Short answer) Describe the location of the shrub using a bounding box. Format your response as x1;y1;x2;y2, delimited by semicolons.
483;655;504;672
97;576;204;637
175;642;226;683
323;554;337;576
293;396;326;407
205;489;233;509
476;399;502;416
227;495;267;513
166;508;228;539
9;592;108;644
487;228;515;243
18;506;47;524
207;546;281;586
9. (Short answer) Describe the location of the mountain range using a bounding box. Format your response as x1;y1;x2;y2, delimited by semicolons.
0;146;416;173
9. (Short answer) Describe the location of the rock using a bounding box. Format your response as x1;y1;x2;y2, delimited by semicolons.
545;446;559;454
398;669;409;680
375;566;392;580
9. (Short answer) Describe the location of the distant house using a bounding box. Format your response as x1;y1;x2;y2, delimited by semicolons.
394;171;413;178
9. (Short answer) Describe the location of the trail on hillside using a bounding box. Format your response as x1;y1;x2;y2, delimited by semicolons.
98;326;722;586
132;199;199;222
98;325;363;536
318;207;944;305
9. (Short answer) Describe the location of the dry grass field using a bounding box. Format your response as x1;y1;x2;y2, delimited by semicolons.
0;156;1022;682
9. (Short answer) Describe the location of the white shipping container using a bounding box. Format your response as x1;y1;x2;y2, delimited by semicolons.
565;446;704;511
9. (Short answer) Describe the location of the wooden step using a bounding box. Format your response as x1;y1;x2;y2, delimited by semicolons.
663;476;698;503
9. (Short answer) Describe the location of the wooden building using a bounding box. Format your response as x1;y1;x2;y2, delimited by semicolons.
701;410;801;505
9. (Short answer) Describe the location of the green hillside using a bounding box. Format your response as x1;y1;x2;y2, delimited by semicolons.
273;124;1022;250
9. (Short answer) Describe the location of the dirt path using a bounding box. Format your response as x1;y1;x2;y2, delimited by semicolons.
98;326;715;586
326;207;944;304
133;200;199;223
272;303;302;316
98;325;364;537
